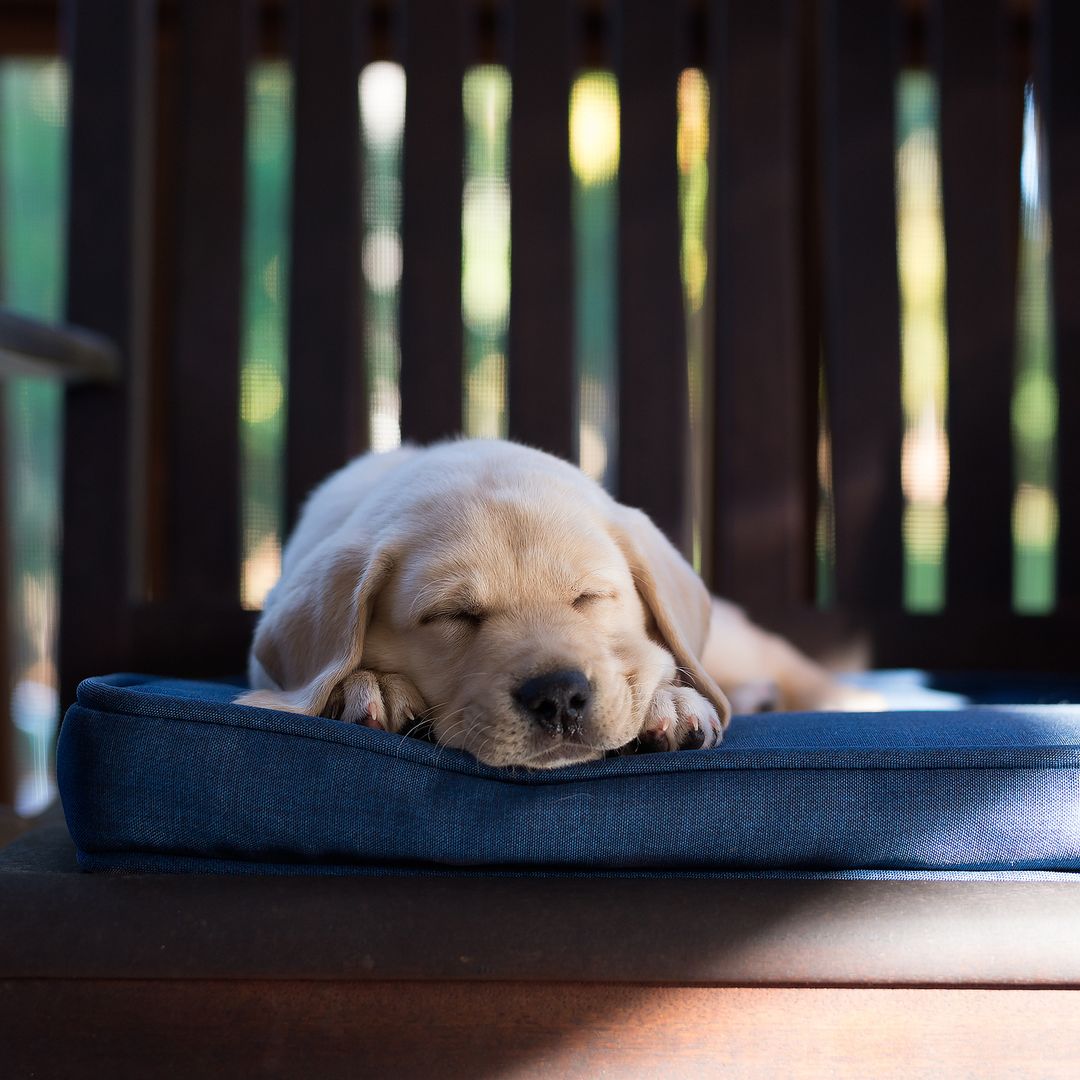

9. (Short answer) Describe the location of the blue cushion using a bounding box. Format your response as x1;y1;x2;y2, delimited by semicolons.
57;672;1080;876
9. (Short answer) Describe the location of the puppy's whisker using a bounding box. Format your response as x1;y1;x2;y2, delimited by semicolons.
430;723;459;746
449;717;488;765
433;711;470;742
431;710;475;755
461;718;486;753
417;701;452;722
474;733;494;766
436;719;470;745
402;716;436;743
673;665;709;691
436;725;475;768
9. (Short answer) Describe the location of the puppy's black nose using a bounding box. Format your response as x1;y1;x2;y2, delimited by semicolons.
514;669;592;738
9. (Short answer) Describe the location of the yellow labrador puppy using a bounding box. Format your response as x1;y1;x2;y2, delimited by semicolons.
238;439;857;768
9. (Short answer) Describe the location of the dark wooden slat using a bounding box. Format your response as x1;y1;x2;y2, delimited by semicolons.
1038;0;1080;609
59;0;154;706
399;0;464;444
140;0;181;608
764;604;1080;671
615;0;690;551
168;0;251;601
286;0;365;526
507;0;575;463
868;609;1080;671
709;0;806;611
935;0;1021;610
0;2;60;55
820;0;904;610
130;604;256;677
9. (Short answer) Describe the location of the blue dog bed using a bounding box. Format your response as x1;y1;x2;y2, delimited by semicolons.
57;672;1080;877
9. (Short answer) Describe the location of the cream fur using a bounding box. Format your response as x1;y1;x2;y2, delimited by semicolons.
237;438;865;767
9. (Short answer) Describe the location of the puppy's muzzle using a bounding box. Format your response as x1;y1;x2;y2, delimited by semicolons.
513;669;592;739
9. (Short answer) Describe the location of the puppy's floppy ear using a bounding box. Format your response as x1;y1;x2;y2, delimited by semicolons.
236;537;393;717
607;504;732;728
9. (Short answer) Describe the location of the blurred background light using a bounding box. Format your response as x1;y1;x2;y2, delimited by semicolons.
359;61;406;147
570;70;620;187
361;61;406;454
240;61;292;610
896;70;950;613
462;65;511;439
571;70;619;486
1012;83;1058;612
677;68;709;572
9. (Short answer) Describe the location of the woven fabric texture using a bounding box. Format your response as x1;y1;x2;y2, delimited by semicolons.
57;673;1080;876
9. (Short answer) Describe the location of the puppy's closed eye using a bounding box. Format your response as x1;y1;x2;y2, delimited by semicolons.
572;591;613;611
420;608;487;628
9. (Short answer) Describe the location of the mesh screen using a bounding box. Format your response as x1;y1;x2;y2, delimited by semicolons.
462;65;510;438
0;59;68;814
240;61;293;610
678;68;709;573
815;362;836;608
570;70;619;487
360;60;405;453
1013;82;1057;613
896;70;950;614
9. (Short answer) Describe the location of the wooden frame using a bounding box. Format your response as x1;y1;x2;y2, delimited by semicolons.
6;827;1080;986
4;985;1080;1077
3;824;1080;1074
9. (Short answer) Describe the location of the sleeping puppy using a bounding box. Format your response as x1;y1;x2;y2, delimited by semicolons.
237;438;863;768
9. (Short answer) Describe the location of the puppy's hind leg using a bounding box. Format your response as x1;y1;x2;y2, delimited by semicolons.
702;599;885;712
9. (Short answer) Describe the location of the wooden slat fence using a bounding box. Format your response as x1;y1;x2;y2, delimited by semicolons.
168;0;250;601
709;0;805;615
59;0;155;709
820;0;904;613
286;0;366;527
936;0;1022;611
615;0;690;551
399;0;465;444
507;0;575;463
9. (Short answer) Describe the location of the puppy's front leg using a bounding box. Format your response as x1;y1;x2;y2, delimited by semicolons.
332;670;426;733
638;681;724;752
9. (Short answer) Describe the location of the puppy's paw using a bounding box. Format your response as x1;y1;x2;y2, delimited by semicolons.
335;670;426;733
638;683;723;753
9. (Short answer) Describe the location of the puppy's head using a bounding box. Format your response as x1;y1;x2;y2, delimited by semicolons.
366;488;733;766
246;480;729;767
